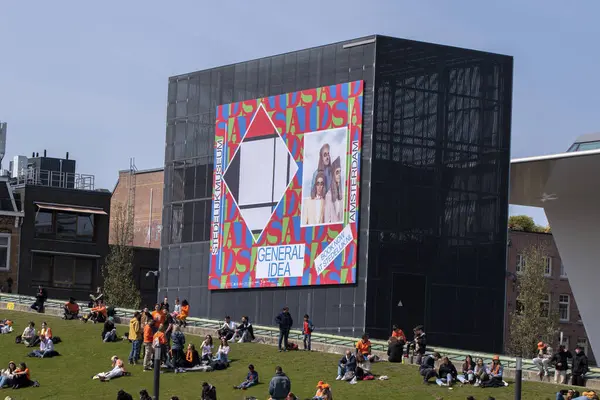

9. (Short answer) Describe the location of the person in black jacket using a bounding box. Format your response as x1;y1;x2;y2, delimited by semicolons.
552;345;573;384
337;350;357;380
571;346;589;386
30;286;48;313
436;356;458;387
419;352;441;384
411;325;427;365
201;382;217;400
275;307;293;352
387;336;404;363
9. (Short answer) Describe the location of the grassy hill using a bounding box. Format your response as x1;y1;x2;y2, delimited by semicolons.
0;310;566;399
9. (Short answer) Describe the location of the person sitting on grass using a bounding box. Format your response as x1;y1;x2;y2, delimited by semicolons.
177;299;189;327
436;356;458;387
313;381;333;400
63;297;80;320
28;336;59;358
201;382;217;400
472;357;488;385
269;366;291;400
233;364;259;390
102;317;118;342
93;356;127;382
0;319;13;334
217;316;235;340
285;392;299;400
0;361;17;388
12;362;37;389
420;351;441;384
231;316;254;343
184;343;201;368
82;299;107;323
387;336;404;363
336;350;357;380
170;325;186;368
39;321;53;341
457;355;476;384
556;389;581;400
355;334;376;364
21;321;37;347
200;335;214;363
215;337;230;363
478;355;505;388
139;389;152;400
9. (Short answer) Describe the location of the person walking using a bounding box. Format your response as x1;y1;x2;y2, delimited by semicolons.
275;307;293;352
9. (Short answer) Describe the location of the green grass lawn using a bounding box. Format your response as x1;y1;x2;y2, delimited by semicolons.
0;310;567;399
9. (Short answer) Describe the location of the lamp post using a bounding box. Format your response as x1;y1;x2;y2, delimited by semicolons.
153;346;161;400
515;357;522;400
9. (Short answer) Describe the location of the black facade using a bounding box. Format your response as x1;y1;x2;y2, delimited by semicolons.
16;184;111;301
160;35;512;353
130;247;159;309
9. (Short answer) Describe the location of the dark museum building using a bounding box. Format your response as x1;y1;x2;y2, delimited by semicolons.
159;35;513;353
11;152;111;300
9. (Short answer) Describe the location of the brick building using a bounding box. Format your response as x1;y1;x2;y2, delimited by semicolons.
111;168;163;248
506;230;595;363
0;177;23;293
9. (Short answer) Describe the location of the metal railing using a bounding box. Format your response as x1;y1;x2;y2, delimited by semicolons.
10;168;95;190
1;293;598;378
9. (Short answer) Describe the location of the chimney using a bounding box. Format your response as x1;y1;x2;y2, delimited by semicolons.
66;152;69;160
36;152;39;157
32;152;35;157
43;150;47;157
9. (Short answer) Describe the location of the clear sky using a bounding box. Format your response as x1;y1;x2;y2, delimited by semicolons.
2;0;599;225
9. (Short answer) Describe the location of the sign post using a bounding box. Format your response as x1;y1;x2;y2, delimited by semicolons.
153;346;161;400
515;357;522;400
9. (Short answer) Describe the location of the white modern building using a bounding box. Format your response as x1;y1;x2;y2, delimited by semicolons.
510;132;600;358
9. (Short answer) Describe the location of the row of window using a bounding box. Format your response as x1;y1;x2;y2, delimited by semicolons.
519;293;573;322
516;254;567;278
31;253;95;290
35;211;95;242
557;336;589;357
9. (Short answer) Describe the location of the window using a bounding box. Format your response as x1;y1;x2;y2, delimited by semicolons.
559;294;570;322
559;335;570;349
577;337;588;355
171;205;183;244
35;211;54;237
0;235;10;271
560;262;567;278
31;254;94;290
516;254;524;273
541;294;550;318
56;213;77;240
77;214;95;241
544;257;552;277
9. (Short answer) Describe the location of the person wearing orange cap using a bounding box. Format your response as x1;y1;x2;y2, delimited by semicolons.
479;355;505;388
314;381;332;400
533;341;553;381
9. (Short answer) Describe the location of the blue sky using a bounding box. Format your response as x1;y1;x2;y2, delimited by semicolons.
2;0;599;225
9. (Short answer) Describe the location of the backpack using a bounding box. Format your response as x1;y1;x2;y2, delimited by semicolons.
52;336;62;344
286;342;299;351
15;335;22;344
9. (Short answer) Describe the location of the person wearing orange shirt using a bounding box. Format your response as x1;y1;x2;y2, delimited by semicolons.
143;320;154;371
82;300;107;323
177;300;189;327
63;297;80;320
12;362;31;389
391;325;406;343
153;326;169;367
356;333;375;363
39;322;52;340
152;304;165;332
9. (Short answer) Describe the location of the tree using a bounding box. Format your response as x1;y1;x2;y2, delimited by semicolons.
508;215;549;233
507;244;558;357
103;202;141;309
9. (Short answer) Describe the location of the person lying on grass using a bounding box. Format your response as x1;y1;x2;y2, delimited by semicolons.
233;364;259;390
92;356;128;382
28;336;59;358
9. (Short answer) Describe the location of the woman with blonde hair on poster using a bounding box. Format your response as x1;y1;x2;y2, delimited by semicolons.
312;143;333;192
325;157;343;223
302;170;326;225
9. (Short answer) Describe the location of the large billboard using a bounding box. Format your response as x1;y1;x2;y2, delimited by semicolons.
209;81;363;290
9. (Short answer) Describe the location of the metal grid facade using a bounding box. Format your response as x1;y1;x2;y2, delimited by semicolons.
160;35;513;350
160;36;376;336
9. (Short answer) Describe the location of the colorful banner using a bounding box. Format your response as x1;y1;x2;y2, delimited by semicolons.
209;81;363;290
